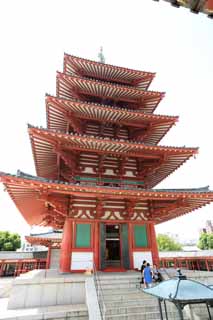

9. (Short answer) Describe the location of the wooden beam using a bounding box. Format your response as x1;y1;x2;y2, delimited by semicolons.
53;146;77;176
38;193;68;217
64;112;83;134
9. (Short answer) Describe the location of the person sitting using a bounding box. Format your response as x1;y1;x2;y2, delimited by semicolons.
152;264;162;283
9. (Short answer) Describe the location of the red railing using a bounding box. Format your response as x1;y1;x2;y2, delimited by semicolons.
159;257;213;272
0;259;47;277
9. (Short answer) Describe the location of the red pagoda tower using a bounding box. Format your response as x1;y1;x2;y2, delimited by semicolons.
1;54;213;272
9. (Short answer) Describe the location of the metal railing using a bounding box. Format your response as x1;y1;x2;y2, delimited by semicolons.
69;260;106;319
160;267;172;280
93;263;106;320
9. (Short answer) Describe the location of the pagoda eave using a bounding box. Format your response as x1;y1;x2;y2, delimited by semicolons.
63;54;156;90
28;126;197;187
28;126;197;155
56;72;165;113
25;236;61;248
46;95;178;145
1;172;212;226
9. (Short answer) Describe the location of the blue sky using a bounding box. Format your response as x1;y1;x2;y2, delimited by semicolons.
0;0;213;240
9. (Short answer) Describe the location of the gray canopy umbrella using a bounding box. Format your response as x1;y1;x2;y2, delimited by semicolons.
143;269;213;319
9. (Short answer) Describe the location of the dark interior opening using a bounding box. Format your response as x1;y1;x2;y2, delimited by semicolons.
105;224;121;267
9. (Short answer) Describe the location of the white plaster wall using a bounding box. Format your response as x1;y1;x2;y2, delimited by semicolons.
71;252;93;270
133;251;153;269
0;252;34;259
50;248;60;269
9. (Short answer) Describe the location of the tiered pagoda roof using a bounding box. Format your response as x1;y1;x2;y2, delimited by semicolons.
63;54;155;89
28;125;197;188
56;72;165;113
1;53;212;228
1;171;213;227
26;231;62;248
46;95;178;145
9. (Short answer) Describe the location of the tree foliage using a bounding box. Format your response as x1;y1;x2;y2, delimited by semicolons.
0;231;21;251
198;233;213;250
157;234;182;251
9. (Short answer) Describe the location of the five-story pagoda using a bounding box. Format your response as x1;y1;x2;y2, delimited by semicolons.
1;53;213;272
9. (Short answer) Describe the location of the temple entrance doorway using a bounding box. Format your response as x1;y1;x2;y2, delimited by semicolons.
100;223;130;270
105;224;121;268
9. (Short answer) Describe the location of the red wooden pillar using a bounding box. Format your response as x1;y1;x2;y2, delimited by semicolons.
59;218;72;273
0;261;4;277
94;222;99;270
211;258;213;271
46;246;51;269
196;260;200;270
150;223;159;266
16;261;22;276
205;259;209;272
128;223;134;269
207;0;213;10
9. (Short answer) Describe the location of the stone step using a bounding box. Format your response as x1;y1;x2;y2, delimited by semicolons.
105;310;188;320
106;304;160;315
100;283;141;290
99;278;140;285
98;274;140;281
105;298;158;308
103;293;155;302
98;274;140;279
105;302;183;315
105;311;160;320
102;287;148;296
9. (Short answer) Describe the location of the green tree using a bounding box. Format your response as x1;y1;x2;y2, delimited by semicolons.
157;234;182;251
0;231;21;251
207;234;213;249
198;233;213;250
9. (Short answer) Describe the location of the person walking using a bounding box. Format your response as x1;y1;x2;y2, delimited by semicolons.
143;263;153;288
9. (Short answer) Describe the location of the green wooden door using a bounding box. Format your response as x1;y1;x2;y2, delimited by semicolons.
100;223;106;269
121;224;130;269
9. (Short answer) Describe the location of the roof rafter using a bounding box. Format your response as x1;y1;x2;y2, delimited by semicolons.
28;126;198;188
1;172;213;225
46;95;178;145
56;72;165;114
64;54;156;90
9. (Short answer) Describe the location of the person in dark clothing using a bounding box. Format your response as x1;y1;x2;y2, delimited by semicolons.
152;264;162;283
139;260;147;286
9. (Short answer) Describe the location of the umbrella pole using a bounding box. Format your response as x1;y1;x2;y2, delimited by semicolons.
176;304;184;320
158;299;164;320
163;300;168;320
206;303;212;320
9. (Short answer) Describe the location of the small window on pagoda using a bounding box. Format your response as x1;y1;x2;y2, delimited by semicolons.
75;223;91;248
133;225;148;248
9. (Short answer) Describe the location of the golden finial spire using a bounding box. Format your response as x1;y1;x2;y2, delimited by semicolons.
98;46;105;63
